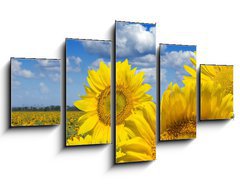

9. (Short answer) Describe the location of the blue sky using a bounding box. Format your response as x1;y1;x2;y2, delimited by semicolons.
160;44;196;97
66;39;111;106
11;58;61;107
116;21;156;101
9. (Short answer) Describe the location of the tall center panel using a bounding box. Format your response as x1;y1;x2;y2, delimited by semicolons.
115;21;156;163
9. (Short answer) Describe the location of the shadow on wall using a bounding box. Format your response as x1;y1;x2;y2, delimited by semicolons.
110;23;116;167
3;61;11;132
156;44;160;142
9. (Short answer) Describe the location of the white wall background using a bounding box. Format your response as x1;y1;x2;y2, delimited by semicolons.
0;0;240;186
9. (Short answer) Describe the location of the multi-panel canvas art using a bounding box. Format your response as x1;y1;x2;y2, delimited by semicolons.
7;18;238;169
11;58;61;127
65;38;112;146
115;21;156;163
200;65;233;120
160;44;197;140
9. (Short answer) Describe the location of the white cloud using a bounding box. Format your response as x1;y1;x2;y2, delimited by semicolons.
37;60;50;67
160;44;167;54
129;54;156;67
82;40;111;57
137;67;156;84
12;80;21;87
175;70;184;82
67;56;81;65
89;58;110;70
49;73;60;82
66;56;81;72
116;22;156;58
39;73;46;78
39;82;49;94
37;60;61;82
67;77;73;84
161;68;167;83
161;50;195;68
90;58;103;69
11;59;34;78
37;59;60;72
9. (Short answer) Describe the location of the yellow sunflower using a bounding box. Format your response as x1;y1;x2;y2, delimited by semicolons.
200;80;233;120
160;82;196;140
71;59;156;161
116;102;156;163
66;135;92;146
182;56;233;96
182;54;197;84
184;59;234;120
73;61;111;145
200;65;233;120
160;54;197;140
200;65;233;95
115;60;153;140
115;60;156;163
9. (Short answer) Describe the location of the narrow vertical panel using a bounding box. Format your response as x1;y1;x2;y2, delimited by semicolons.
200;64;233;120
115;21;156;163
160;44;197;140
11;58;61;127
65;38;112;146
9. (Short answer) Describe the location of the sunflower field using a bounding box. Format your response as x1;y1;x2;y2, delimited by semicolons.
66;111;83;141
11;111;60;127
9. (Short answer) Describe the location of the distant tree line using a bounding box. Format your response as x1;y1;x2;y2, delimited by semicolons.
12;105;80;111
12;105;61;111
66;106;79;111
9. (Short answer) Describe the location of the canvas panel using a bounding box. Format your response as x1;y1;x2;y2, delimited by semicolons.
115;21;156;163
200;64;233;120
160;44;197;140
11;58;61;127
65;38;112;146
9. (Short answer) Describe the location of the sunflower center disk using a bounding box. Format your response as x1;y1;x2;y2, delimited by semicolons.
116;86;133;125
97;86;133;125
162;119;196;140
97;87;111;125
214;70;233;94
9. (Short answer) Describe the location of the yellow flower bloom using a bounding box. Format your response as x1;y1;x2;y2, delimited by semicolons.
184;60;234;120
183;56;233;96
160;53;196;140
67;135;92;146
117;102;156;163
116;60;153;140
115;60;156;163
200;65;233;120
72;59;156;161
200;65;233;95
74;62;111;144
182;54;197;85
11;111;60;127
160;82;196;140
